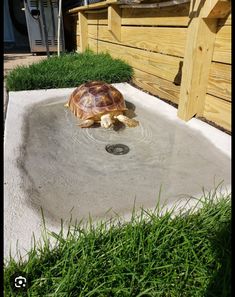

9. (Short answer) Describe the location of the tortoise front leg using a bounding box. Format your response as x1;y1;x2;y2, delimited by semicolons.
115;114;139;127
101;114;114;128
78;119;95;128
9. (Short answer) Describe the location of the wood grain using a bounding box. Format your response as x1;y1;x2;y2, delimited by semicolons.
203;94;231;131
86;3;191;27
121;3;190;26
88;25;187;57
208;62;231;101
212;25;231;64
133;69;180;105
88;12;108;25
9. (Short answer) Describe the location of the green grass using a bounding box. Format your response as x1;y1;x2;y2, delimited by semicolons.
6;50;134;91
4;191;231;297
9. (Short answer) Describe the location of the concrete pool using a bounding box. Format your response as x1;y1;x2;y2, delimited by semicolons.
4;83;231;258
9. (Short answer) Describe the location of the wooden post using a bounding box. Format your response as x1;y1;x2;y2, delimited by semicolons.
177;18;217;119
177;0;231;121
78;12;88;52
108;5;121;41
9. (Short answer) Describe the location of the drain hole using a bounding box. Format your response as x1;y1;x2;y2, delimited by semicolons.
105;144;130;155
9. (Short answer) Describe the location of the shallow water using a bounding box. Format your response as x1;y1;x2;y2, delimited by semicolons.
19;96;231;223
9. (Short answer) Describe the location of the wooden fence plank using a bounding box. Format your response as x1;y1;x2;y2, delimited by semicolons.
212;25;231;63
123;27;186;57
121;3;190;26
88;37;97;52
133;69;180;105
88;38;182;82
88;12;107;25
208;62;231;101
203;94;231;131
88;25;187;57
86;3;191;27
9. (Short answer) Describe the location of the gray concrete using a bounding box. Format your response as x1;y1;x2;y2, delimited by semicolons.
4;83;231;259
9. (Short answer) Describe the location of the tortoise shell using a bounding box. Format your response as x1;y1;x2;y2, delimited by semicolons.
68;81;127;120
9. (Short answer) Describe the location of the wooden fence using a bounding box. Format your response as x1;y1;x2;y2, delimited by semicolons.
66;0;231;132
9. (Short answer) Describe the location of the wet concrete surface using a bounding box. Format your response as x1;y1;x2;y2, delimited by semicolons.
4;84;231;258
21;97;231;222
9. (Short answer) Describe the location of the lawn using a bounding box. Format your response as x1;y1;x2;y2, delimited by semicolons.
4;190;231;296
6;50;133;91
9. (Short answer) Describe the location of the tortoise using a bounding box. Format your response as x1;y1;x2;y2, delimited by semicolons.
64;81;139;128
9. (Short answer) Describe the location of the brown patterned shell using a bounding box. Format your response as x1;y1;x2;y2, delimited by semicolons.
68;81;127;120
